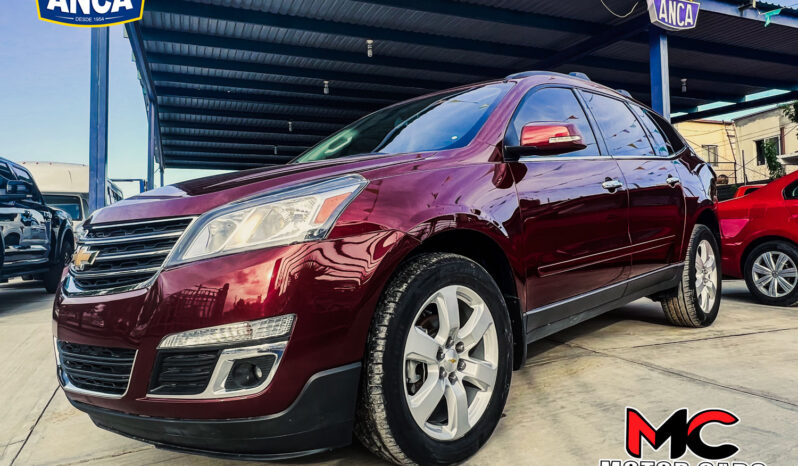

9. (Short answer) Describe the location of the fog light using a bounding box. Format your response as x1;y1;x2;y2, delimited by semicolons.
225;355;276;390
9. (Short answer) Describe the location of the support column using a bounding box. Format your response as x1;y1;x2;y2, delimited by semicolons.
89;28;109;213
160;167;165;187
649;28;671;121
147;101;156;191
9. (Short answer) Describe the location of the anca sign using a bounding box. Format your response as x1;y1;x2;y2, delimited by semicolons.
37;0;145;27
647;0;701;31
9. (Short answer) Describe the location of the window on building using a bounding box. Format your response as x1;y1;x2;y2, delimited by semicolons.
755;137;780;166
701;145;719;166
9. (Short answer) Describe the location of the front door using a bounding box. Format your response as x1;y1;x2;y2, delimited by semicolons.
580;93;685;277
506;87;631;325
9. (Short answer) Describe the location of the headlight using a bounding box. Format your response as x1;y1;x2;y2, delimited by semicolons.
158;314;295;349
168;174;367;265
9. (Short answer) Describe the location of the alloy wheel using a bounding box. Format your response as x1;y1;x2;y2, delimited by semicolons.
402;285;498;441
752;251;798;298
694;239;718;314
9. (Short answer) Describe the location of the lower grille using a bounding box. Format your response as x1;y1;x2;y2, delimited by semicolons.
58;341;136;396
148;350;220;396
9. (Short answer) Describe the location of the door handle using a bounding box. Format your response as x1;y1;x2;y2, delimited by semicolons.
666;175;680;187
601;178;624;192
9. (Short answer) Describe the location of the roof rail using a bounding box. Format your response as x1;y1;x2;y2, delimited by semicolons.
504;71;559;80
615;89;632;98
568;72;591;81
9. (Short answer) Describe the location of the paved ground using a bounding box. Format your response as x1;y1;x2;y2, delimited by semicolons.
1;278;796;465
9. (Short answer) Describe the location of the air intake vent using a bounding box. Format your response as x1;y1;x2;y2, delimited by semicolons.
149;350;220;396
69;216;194;293
57;341;136;396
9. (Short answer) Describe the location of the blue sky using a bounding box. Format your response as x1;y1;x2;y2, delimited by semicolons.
0;2;223;198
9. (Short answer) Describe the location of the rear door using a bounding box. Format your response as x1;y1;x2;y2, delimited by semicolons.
506;86;631;322
580;92;686;277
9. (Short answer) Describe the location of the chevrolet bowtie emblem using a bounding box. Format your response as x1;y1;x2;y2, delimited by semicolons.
449;358;457;364
72;246;98;271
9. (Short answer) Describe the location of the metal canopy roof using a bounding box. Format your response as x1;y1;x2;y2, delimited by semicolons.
126;0;798;171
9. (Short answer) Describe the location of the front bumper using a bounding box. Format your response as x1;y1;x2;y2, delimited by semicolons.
70;363;361;459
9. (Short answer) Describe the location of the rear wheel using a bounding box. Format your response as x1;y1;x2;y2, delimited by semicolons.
356;253;512;465
661;224;721;327
44;239;72;293
744;241;798;306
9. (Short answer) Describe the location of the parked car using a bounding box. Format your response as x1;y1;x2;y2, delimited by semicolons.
21;161;123;227
53;72;720;465
719;171;798;306
0;157;73;292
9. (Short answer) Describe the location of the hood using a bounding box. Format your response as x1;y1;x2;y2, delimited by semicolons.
89;153;430;224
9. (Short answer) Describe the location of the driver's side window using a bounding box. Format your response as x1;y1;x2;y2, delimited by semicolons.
505;87;600;157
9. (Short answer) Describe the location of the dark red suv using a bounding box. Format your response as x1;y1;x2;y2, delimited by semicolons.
53;72;721;465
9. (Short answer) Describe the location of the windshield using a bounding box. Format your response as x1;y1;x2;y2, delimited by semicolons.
293;82;513;163
44;194;82;220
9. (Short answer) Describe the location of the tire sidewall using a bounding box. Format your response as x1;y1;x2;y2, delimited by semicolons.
744;241;798;306
380;257;512;465
687;225;722;326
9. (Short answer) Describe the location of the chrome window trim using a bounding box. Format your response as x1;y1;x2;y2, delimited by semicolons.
54;337;138;400
147;340;287;400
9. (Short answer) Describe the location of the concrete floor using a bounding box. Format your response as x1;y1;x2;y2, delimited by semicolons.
1;279;796;465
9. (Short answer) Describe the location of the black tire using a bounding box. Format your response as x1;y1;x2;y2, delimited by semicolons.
661;224;721;327
743;240;798;306
44;239;73;293
356;253;513;465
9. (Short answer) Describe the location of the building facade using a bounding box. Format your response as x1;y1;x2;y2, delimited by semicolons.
675;119;739;184
733;107;798;183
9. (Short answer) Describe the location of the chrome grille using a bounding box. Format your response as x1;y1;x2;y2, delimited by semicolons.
69;217;194;292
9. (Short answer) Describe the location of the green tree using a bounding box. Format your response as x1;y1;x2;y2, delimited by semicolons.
762;138;785;180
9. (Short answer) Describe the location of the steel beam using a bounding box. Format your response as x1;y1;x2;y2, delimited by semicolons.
162;145;306;156
156;86;382;112
89;28;109;213
164;160;275;170
649;28;671;119
147;100;156;191
159;120;338;137
158;105;358;125
151;72;405;102
162;135;318;146
536;14;651;70
672;90;798;123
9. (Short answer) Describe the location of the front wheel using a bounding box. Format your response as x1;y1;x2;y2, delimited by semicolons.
44;240;72;293
743;240;798;306
661;224;721;327
356;253;513;465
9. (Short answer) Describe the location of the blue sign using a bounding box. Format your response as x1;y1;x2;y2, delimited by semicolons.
37;0;145;27
647;0;700;31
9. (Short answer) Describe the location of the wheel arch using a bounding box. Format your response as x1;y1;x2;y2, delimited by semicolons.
401;226;526;370
740;235;798;274
695;208;720;249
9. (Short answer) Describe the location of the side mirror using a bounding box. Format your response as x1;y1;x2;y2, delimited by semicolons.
505;122;587;160
0;180;32;202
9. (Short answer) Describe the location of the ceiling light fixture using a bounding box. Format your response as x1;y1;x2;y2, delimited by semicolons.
367;39;374;57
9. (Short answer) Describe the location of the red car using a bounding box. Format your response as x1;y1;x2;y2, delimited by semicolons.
733;184;765;198
719;172;798;306
53;72;720;465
